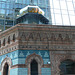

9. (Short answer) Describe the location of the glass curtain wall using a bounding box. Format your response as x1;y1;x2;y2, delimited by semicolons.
0;0;75;30
50;0;75;26
0;0;15;30
0;0;51;30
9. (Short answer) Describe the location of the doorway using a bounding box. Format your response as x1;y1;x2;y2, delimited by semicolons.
3;63;9;75
31;59;38;75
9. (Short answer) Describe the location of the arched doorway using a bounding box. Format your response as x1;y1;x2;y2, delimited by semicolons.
60;59;75;75
31;60;38;75
1;57;12;75
3;63;9;75
25;53;44;75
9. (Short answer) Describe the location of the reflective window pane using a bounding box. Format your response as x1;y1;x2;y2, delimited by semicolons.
55;14;62;25
61;10;68;15
67;2;74;10
62;15;70;25
70;16;75;25
60;0;67;9
54;9;61;14
53;0;60;9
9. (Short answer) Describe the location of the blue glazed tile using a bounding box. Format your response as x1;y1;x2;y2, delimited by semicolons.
41;68;51;75
0;50;50;65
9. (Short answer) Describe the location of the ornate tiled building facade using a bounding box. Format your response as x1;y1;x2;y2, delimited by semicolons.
0;24;75;75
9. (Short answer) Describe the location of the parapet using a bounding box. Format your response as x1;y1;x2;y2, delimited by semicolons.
0;24;75;56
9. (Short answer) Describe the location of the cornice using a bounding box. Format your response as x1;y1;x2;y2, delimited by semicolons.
0;24;75;56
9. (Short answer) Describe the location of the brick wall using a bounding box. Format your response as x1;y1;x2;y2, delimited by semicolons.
0;24;75;75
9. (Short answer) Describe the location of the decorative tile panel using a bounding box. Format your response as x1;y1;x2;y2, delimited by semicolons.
26;51;30;57
0;50;50;65
12;59;18;65
19;51;24;57
10;68;18;75
18;58;25;64
18;68;28;75
41;68;51;75
44;52;49;57
0;72;1;75
43;59;50;64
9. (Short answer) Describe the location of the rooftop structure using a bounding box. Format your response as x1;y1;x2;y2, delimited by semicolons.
16;5;49;24
19;5;45;16
0;0;75;30
0;0;51;30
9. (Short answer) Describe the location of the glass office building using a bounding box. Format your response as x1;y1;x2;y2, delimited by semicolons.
0;0;51;30
0;0;75;30
50;0;75;26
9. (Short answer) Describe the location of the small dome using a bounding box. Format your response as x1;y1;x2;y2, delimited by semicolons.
20;5;45;16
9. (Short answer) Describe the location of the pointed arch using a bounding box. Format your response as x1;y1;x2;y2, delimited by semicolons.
1;57;12;67
25;53;43;75
35;33;41;41
25;53;43;66
31;59;38;75
29;33;33;41
1;57;12;75
13;34;15;42
3;63;9;75
3;38;5;46
21;32;26;41
8;36;10;44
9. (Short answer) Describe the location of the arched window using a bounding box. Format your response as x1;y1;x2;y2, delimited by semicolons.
13;34;15;42
0;40;1;47
1;57;12;75
60;59;75;75
31;59;38;75
25;53;43;75
3;38;5;46
3;63;9;75
8;36;10;44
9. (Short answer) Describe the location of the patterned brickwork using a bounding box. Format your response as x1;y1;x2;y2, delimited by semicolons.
50;51;75;75
0;24;75;75
0;24;75;56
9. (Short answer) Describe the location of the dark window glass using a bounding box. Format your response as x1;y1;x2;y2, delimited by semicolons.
60;59;75;75
3;63;9;75
31;60;38;75
13;34;15;42
0;40;1;47
8;36;10;44
3;38;5;46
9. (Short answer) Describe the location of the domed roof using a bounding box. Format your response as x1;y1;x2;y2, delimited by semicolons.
20;5;45;16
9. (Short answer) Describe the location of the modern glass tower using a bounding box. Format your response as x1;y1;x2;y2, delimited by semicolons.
0;0;51;30
0;0;75;31
50;0;75;26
